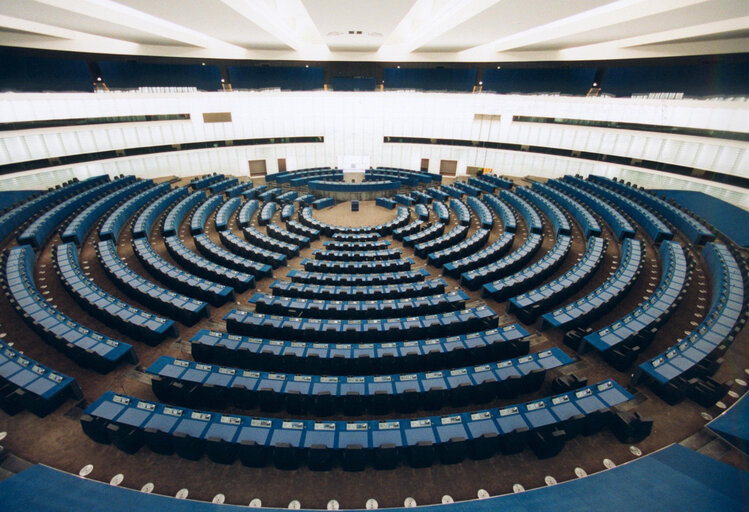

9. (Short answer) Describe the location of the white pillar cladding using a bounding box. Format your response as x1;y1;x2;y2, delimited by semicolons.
0;91;746;207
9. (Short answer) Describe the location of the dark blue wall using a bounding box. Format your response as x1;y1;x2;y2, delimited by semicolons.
483;67;596;95
330;76;377;91
98;61;222;90
228;66;324;90
0;53;91;92
384;68;476;91
601;60;749;97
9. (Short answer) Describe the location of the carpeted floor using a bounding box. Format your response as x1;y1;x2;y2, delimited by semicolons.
0;175;747;510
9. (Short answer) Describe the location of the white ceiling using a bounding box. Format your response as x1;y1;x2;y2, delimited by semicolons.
0;0;746;62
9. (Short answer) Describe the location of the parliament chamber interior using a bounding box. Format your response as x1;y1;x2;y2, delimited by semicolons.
0;1;747;511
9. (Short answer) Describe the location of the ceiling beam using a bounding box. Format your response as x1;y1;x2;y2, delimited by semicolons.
32;0;251;56
460;0;710;58
0;13;140;52
220;0;328;57
380;0;501;57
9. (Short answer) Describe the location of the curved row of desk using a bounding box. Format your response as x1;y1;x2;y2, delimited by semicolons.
462;233;544;290
579;240;690;370
415;224;469;259
443;232;515;277
633;242;746;403
565;176;672;244
2;245;136;373
163;190;207;237
189;324;531;375
132;237;233;307
482;194;517;233
97;240;208;326
225;306;499;343
532;182;602;239
508;236;608;324
0;175;108;244
164;235;255;292
147;347;571;415
214;197;241;231
0;338;82;417
483;235;572;301
516;187;571;237
81;379;632;469
268;277;447;301
55;242;177;343
540;238;644;331
301;257;414;274
189;194;223;235
193;233;272;279
286;268;430;286
248;290;469;319
20;176;133;249
189;174;224;190
267;223;309;248
61;179;150;246
590;175;714;245
547;179;635;241
99;183;171;242
427;228;490;268
132;187;187;239
218;230;287;268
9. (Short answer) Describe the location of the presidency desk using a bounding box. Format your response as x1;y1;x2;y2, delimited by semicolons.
82;379;631;469
190;324;531;374
146;347;572;415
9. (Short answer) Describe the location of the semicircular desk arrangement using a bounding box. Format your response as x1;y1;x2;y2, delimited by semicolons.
0;166;746;511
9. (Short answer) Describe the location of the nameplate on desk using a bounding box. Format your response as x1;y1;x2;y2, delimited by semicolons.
112;395;130;405
164;407;183;417
411;419;431;428
471;411;491;421
552;395;570;405
597;381;613;391
441;416;462;425
496;360;513;369
474;365;491;373
499;406;519;417
314;422;335;431
220;416;241;425
379;421;399;430
191;412;211;421
195;363;212;371
268;373;286;381
320;376;339;383
282;421;303;430
294;375;312;382
526;401;546;411
137;401;156;411
575;388;593;398
218;367;236;375
424;372;443;379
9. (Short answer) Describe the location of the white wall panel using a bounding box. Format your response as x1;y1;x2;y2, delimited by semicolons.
0;91;745;205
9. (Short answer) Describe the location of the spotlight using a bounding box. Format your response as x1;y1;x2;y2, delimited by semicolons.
97;77;102;81
593;82;598;87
